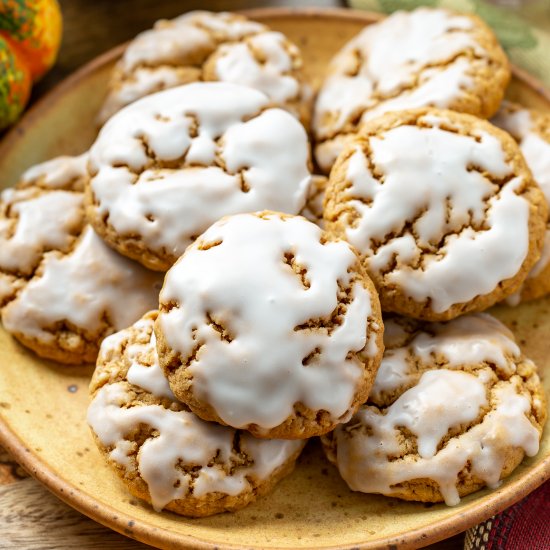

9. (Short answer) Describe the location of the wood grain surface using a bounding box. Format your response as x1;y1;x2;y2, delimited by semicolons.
0;0;463;548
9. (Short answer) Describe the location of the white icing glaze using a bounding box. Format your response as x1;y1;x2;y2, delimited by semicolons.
492;104;550;203
115;317;177;401
99;66;196;123
372;314;520;401
88;383;301;510
342;118;530;313
2;226;162;343
88;313;302;511
333;369;540;506
20;154;88;190
159;212;375;431
313;8;484;142
100;11;302;123
492;104;550;301
120;17;214;74
0;188;84;276
179;11;265;41
213;32;300;107
90;82;311;261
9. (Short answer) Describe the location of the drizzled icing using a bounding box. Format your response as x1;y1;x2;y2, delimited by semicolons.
2;226;161;344
338;115;530;313
312;8;498;172
19;154;88;191
492;103;550;302
158;212;377;431
99;11;309;124
492;103;550;203
90;82;311;265
0;154;90;305
372;314;520;402
212;31;301;110
0;188;84;277
329;313;542;506
333;370;540;506
313;9;483;136
88;313;303;511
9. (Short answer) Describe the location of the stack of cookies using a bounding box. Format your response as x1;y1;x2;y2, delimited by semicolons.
1;8;548;516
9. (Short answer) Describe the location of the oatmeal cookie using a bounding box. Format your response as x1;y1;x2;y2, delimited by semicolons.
0;155;162;364
492;101;550;304
324;108;547;321
99;11;311;127
322;313;547;505
313;7;510;173
87;82;311;271
88;311;305;517
155;211;384;439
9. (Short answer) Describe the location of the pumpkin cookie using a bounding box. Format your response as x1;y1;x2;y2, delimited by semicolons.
155;211;383;439
313;7;510;173
0;156;87;307
99;11;311;127
87;82;311;271
492;101;550;304
322;314;547;506
0;155;162;364
88;311;305;517
324;108;547;321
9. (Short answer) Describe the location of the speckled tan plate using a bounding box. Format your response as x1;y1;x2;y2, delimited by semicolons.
0;8;549;550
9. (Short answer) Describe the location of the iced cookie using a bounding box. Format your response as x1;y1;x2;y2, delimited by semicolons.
155;211;384;439
99;11;311;127
0;156;162;364
88;311;304;517
0;156;87;307
492;102;550;304
322;314;547;505
87;82;311;271
313;7;510;173
299;175;327;228
324;108;547;321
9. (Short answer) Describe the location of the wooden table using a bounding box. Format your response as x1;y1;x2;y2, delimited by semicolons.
0;0;464;547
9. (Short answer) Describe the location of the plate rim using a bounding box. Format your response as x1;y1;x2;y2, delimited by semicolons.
0;6;549;550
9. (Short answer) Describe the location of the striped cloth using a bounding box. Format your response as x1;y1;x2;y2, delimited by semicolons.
464;481;549;549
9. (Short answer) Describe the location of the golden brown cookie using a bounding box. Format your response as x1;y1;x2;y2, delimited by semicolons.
492;101;550;304
0;155;162;364
313;7;510;173
324;108;547;321
155;211;384;440
88;311;305;517
87;82;311;271
322;313;547;505
99;11;312;127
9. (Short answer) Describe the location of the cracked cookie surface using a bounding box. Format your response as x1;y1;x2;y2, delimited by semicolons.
0;155;162;364
155;211;384;440
313;7;510;173
321;313;547;505
99;11;312;127
87;82;312;271
492;101;550;305
324;108;547;321
88;311;304;517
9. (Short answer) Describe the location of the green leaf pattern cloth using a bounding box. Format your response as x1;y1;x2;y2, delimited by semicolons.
348;0;550;85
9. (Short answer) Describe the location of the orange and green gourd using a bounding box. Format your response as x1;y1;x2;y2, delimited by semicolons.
0;0;62;129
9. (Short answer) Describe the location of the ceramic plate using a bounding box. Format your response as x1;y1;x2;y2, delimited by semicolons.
0;8;548;550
